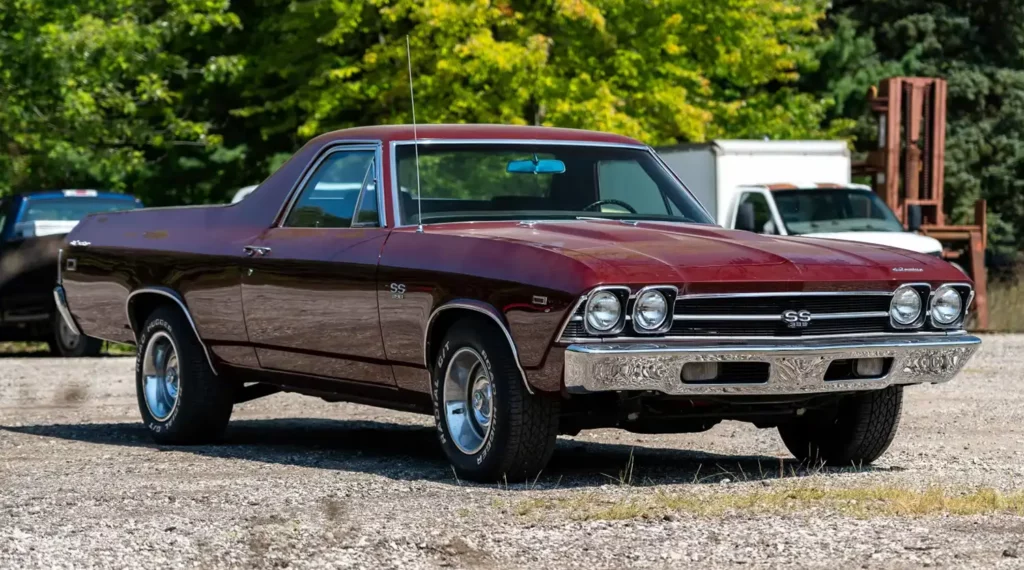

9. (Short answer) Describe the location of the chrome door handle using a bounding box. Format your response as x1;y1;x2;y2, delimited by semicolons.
243;246;271;256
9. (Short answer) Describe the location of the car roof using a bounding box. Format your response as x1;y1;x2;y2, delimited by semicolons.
310;124;645;146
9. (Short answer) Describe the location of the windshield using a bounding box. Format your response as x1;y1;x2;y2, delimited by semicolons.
20;198;139;223
395;143;712;225
771;188;904;235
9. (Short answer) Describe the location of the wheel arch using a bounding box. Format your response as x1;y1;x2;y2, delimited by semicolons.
126;286;218;376
423;300;533;395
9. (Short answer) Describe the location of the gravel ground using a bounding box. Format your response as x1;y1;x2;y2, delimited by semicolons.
1;335;1022;569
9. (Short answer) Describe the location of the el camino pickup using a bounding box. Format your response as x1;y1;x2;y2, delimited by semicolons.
55;125;980;481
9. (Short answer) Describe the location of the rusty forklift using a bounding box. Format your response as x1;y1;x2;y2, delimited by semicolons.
855;77;989;329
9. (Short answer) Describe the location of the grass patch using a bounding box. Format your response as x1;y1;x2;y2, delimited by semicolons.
988;279;1024;331
508;485;1024;521
0;341;134;356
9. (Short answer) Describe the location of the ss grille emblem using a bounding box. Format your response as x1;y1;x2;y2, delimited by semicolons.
782;309;812;328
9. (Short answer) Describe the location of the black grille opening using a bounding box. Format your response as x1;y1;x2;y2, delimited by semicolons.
675;295;891;316
681;362;770;384
824;358;893;381
669;317;888;337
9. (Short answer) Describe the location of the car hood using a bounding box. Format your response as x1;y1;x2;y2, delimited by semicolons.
801;231;943;255
425;220;963;289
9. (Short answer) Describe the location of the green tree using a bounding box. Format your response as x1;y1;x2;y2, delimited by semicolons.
237;0;851;147
0;0;243;202
809;0;1024;249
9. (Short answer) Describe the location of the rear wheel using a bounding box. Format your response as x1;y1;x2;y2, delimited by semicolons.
49;311;102;357
136;306;234;444
432;317;559;482
778;386;903;466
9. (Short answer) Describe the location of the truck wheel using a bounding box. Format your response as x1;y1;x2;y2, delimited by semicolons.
136;306;233;444
778;386;903;466
49;312;103;357
431;317;559;482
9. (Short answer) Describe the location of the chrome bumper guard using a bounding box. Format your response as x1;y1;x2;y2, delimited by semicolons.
53;285;81;336
564;335;981;396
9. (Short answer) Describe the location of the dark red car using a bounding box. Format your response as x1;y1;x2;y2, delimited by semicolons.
55;125;980;481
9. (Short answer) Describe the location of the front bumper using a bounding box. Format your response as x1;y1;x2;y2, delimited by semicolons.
563;335;981;396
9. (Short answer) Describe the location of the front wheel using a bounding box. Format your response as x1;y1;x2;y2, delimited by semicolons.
136;306;234;444
778;386;903;466
49;311;102;357
432;317;559;482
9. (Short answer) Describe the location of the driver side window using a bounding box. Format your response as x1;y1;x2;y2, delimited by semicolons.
285;149;378;228
738;192;777;234
596;160;671;215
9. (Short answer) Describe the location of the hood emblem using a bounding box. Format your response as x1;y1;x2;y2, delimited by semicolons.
892;267;924;272
782;310;812;328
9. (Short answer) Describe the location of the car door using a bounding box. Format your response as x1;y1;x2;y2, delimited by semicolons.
240;144;395;386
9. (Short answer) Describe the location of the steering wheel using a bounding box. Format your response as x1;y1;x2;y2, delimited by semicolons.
582;199;638;214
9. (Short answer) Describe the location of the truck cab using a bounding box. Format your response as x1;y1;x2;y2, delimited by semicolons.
729;183;944;257
657;140;945;258
0;190;143;355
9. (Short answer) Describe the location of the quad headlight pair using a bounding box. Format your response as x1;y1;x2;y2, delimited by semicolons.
584;286;675;335
890;284;969;329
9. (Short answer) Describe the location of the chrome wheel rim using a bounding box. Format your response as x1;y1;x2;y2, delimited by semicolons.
57;316;80;351
142;331;180;421
443;348;494;455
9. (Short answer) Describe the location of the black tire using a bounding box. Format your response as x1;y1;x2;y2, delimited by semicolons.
778;386;903;466
49;311;103;357
136;306;234;444
431;317;560;483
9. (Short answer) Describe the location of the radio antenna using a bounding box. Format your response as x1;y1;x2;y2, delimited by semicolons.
406;35;424;233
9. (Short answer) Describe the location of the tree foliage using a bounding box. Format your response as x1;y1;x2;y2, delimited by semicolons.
0;0;849;207
808;0;1024;249
0;0;243;202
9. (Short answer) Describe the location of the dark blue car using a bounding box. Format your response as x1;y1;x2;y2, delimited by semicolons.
0;190;142;355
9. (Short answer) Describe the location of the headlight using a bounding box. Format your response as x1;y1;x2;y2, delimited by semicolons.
930;285;964;326
585;290;622;332
634;289;669;331
890;286;923;326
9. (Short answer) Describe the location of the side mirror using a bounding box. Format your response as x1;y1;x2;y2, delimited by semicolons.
735;202;757;232
906;204;923;232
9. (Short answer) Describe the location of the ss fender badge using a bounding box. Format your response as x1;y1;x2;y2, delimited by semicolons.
892;267;924;272
389;283;406;299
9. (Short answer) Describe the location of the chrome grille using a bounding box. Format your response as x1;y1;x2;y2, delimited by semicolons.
560;292;896;341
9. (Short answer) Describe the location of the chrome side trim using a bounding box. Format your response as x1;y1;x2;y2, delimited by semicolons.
564;335;981;396
272;140;385;228
423;301;533;395
52;286;80;336
125;288;218;376
56;248;64;285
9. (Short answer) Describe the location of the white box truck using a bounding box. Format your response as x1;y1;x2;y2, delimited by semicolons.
657;140;944;257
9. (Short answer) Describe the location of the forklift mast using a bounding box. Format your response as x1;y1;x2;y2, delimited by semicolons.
856;77;989;330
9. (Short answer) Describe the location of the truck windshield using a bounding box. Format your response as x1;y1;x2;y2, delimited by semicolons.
771;188;905;235
20;198;139;223
394;143;713;226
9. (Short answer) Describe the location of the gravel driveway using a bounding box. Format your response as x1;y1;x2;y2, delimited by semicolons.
1;335;1022;569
